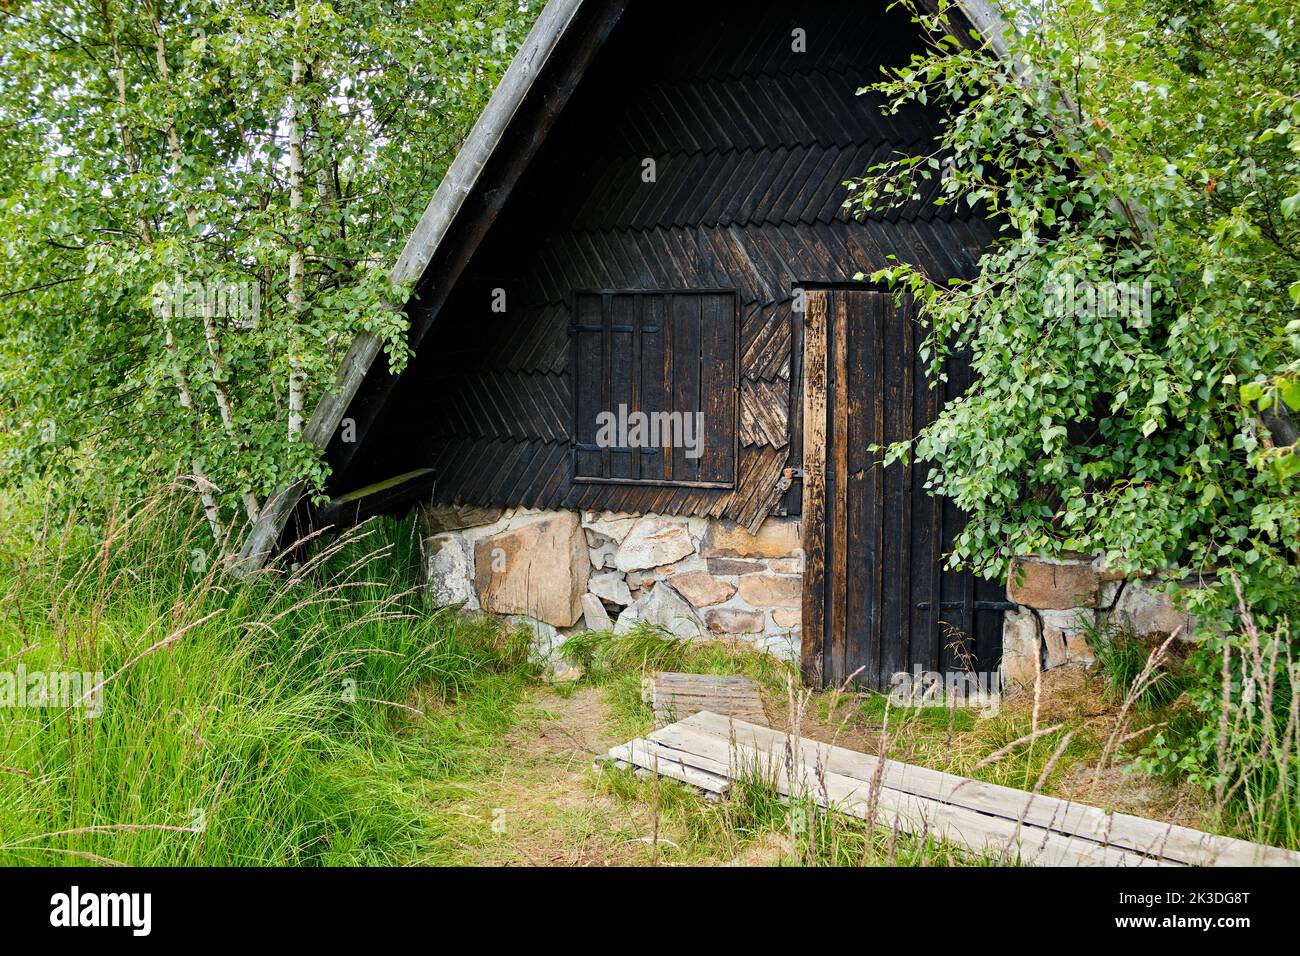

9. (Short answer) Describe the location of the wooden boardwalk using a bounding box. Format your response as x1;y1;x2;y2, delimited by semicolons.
601;711;1300;867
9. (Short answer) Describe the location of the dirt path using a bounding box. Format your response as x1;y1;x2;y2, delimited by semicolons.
426;668;1207;866
438;686;678;865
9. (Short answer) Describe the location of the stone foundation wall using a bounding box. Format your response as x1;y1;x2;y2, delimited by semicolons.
420;505;804;663
424;513;1205;694
1000;555;1201;693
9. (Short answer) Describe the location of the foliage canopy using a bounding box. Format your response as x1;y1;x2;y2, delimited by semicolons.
0;0;539;535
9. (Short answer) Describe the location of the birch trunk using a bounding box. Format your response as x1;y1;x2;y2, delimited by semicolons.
286;8;308;440
101;0;225;541
149;0;260;524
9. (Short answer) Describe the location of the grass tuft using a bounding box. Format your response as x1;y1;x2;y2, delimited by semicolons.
0;490;536;866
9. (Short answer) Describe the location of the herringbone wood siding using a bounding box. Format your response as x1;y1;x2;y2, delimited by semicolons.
339;0;993;528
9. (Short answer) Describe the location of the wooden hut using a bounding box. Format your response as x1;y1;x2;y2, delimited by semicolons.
241;0;1014;689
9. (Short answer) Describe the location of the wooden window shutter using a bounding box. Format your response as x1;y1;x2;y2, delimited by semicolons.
571;290;737;488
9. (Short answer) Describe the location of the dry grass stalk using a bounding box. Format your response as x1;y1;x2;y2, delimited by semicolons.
1096;628;1180;772
1032;732;1073;796
947;684;957;749
1214;574;1299;832
1031;634;1043;735
970;723;1064;772
650;751;661;865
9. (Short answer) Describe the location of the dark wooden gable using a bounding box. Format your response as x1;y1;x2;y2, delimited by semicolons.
330;0;995;529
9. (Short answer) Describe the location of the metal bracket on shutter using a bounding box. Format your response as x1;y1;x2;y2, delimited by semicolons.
783;467;804;480
915;600;1016;611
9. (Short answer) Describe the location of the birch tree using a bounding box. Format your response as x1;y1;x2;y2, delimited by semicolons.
0;0;539;546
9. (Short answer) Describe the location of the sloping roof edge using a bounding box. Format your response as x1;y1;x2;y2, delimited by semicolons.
235;0;592;571
234;0;1011;573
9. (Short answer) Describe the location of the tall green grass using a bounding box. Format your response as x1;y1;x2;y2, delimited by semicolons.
0;490;535;865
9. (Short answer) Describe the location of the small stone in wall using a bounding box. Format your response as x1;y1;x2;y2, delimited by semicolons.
615;517;697;572
582;511;639;543
1042;626;1069;669
581;593;612;631
770;608;800;629
702;517;802;559
614;582;703;639
654;555;707;576
423;533;475;608
751;632;799;662
1037;608;1094;669
1065;630;1095;664
767;557;803;574
1113;579;1195;641
704;607;765;635
737;574;801;608
625;571;659;591
588;570;633;606
587;534;619;570
705;557;767;576
418;503;505;536
668;570;736;608
999;607;1041;692
506;614;561;660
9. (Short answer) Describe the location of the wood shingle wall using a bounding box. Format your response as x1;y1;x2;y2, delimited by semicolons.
339;0;994;528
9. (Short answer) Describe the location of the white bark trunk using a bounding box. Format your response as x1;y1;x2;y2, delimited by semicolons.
150;2;260;524
103;0;225;542
287;19;307;440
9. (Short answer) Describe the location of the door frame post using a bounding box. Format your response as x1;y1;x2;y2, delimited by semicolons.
799;290;828;687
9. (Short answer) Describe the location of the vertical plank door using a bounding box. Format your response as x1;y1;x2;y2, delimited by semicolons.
799;288;1007;690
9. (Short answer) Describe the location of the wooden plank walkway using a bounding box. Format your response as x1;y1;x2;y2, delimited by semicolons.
640;672;767;728
600;711;1300;867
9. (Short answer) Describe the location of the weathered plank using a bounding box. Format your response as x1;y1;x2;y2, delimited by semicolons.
641;672;767;729
799;290;829;686
829;290;849;683
601;739;732;794
314;468;436;530
640;719;1171;867
739;377;789;449
678;711;1300;868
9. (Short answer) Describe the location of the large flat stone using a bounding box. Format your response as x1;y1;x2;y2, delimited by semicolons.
615;517;696;572
737;574;801;608
702;517;802;559
474;512;589;627
1007;556;1101;610
668;571;736;608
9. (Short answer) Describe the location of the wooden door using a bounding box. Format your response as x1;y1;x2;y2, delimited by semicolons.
799;288;1006;691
